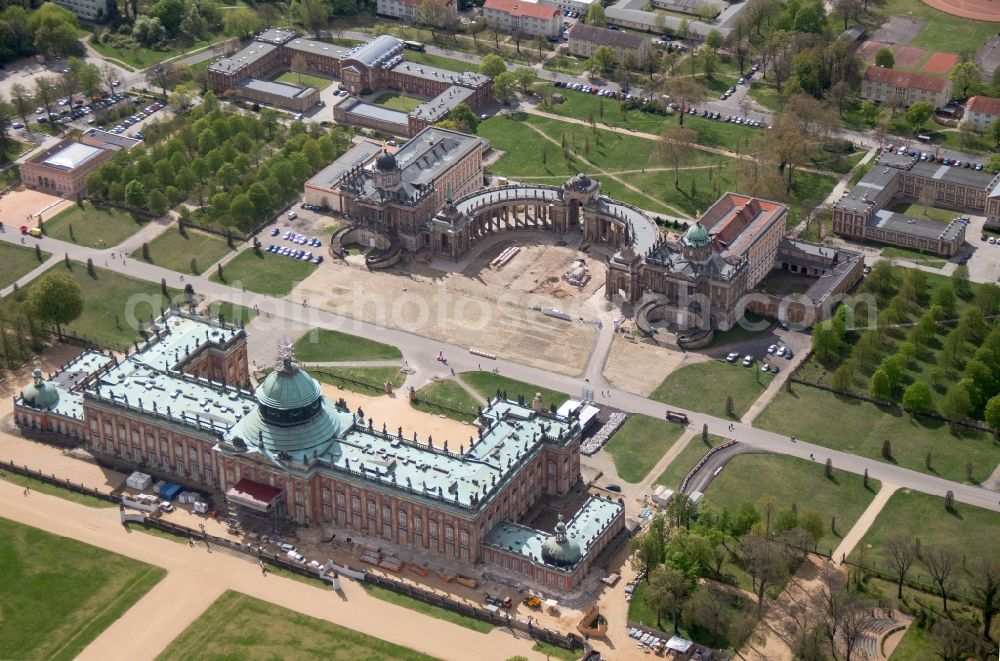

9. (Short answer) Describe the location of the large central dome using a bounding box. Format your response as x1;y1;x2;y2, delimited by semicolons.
233;357;345;459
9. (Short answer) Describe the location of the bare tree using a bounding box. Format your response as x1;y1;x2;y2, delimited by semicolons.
837;601;868;661
660;77;705;128
290;54;308;84
415;0;455;42
922;545;959;612
147;61;177;101
100;63;119;97
738;532;792;617
885;535;918;599
33;76;58;126
971;559;1000;642
657;125;697;188
9;83;32;127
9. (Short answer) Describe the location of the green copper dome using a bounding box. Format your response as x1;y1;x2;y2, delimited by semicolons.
541;515;582;568
22;369;59;410
256;357;323;410
683;221;711;248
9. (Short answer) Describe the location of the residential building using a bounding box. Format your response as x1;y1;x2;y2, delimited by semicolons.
53;0;111;21
15;310;625;594
483;0;562;38
963;96;1000;132
376;0;457;22
831;151;984;255
538;0;595;13
567;23;649;63
860;66;953;109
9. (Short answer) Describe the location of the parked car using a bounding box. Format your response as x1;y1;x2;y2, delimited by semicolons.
279;542;297;553
742;355;754;367
287;210;297;220
726;351;739;362
606;483;622;492
286;550;306;563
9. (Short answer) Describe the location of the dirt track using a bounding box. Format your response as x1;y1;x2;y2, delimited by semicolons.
920;0;1000;21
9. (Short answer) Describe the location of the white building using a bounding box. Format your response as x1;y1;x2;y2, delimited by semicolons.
964;96;1000;132
53;0;111;21
538;0;595;14
376;0;456;23
483;0;562;38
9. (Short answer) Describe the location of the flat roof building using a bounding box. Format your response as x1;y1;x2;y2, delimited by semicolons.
22;136;123;200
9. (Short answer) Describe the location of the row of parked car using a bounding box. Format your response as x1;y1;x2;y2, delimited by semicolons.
108;100;163;135
553;80;621;99
719;63;760;101
883;143;984;170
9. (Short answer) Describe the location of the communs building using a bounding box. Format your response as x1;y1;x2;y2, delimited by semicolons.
15;309;624;593
208;31;492;132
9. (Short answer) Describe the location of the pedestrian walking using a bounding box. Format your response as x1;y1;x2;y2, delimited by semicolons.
23;486;29;496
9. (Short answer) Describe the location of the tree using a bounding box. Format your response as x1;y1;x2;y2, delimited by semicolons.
874;48;894;68
923;545;959;611
905;102;933;134
224;7;264;39
492;71;518;105
34;76;57;127
466;17;486;47
884;536;917;599
590;45;616;75
147;189;167;215
229;193;256;226
585;2;606;26
629;528;665;582
985;393;1000;430
290;54;308;85
646;565;693;633
28;272;82;336
971;559;1000;641
513;67;536;95
902;382;933;413
125;180;147;208
661;77;706;128
658;125;697;188
415;0;454;40
869;368;892;400
705;28;724;53
294;0;328;36
448;103;478;133
799;509;823;544
478;54;506;78
739;532;792;617
28;3;80;59
881;439;892;460
940;379;973;421
950;60;984;100
147;61;177;101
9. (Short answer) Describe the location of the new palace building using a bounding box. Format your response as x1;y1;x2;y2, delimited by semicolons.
14;311;624;592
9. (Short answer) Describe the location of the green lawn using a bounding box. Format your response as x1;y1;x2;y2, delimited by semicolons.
878;245;946;269
1;518;165;661
871;0;999;54
704;454;880;551
0;242;49;289
698;313;772;350
134;227;232;274
293;328;402;362
410;378;481;422
310;366;406;393
655;433;727;491
204;300;258;326
361;584;492;634
603;414;686;483
889;202;960;224
849;490;1000;594
372;93;424;112
43;203;147;249
543;55;589;76
403;50;478;74
757;383;1000;484
273;70;336;90
650;360;773;419
533;640;580;661
0;472;115;508
208;249;317;297
158;590;439;660
23;262;179;349
460;370;570;409
88;36;214;70
318;36;363;48
746;83;782;112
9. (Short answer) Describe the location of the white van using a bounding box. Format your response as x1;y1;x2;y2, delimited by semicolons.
286;211;297;220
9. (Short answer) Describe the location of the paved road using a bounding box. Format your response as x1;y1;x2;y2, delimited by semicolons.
5;228;999;514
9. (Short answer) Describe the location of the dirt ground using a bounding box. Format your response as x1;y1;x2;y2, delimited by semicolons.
602;334;706;396
292;235;604;376
893;45;927;69
921;0;1000;20
922;51;960;74
0;187;72;229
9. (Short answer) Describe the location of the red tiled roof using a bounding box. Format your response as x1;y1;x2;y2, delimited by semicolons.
484;0;559;20
701;193;785;254
863;66;949;93
967;96;1000;116
228;478;282;505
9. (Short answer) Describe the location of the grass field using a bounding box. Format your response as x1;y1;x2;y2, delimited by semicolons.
372;93;424;112
655;433;727;491
204;300;258;326
650;360;773;419
410;378;481;422
403;50;479;73
871;0;998;54
43;203;147;249
134;227;232;274
757;383;1000;484
878;245;946;269
1;518;165;661
310;366;406;393
0;473;115;508
889;202;958;223
361;584;492;634
208;249;317;296
24;262;179;349
158;590;438;660
273;70;335;90
603;414;686;483
88;36;215;70
293;328;402;362
0;242;48;289
704;454;880;551
461;370;570;409
849;490;1000;593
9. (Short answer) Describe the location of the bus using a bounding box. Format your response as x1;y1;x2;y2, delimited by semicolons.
402;40;426;52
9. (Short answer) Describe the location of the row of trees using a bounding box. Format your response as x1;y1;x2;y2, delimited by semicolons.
0;2;81;63
478;55;536;105
83;92;352;230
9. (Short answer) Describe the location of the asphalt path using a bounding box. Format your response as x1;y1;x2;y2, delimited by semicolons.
6;229;999;514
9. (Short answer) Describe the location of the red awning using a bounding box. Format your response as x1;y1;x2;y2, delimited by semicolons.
226;478;283;513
